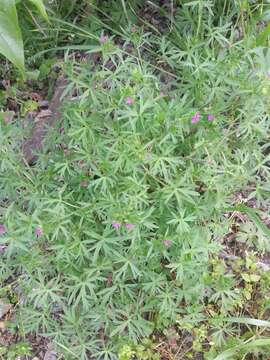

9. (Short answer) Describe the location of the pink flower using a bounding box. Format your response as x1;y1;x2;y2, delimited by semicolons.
35;227;43;237
207;114;215;121
191;112;201;124
0;224;6;235
160;91;165;97
112;221;121;230
131;25;137;33
100;34;108;44
163;239;172;248
125;97;134;105
125;223;134;230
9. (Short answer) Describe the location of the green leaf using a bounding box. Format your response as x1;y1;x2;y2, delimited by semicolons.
0;0;24;72
27;0;49;21
241;273;251;282
213;338;270;360
255;22;270;47
223;317;270;328
177;316;270;328
249;274;261;282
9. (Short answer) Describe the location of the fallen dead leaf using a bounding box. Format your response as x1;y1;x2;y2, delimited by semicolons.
0;299;12;319
0;321;6;329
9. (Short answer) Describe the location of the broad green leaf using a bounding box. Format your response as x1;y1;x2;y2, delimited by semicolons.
0;0;24;72
27;0;49;21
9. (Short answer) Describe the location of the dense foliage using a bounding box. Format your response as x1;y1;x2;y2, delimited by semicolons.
1;1;270;359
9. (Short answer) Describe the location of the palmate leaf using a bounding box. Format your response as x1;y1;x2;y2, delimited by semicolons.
0;0;24;72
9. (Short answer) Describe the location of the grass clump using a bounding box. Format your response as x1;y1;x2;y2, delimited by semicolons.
1;1;270;359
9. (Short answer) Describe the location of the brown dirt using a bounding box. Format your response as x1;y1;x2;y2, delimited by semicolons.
21;76;70;165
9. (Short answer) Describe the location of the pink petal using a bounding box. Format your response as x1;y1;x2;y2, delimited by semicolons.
125;223;134;230
207;114;215;121
100;35;108;44
112;221;121;230
125;97;134;105
35;227;43;237
191;112;200;124
163;239;172;248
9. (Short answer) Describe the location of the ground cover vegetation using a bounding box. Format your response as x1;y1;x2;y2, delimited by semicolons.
1;1;270;359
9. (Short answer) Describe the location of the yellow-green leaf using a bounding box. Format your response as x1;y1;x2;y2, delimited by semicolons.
243;289;251;300
241;273;251;282
249;274;261;282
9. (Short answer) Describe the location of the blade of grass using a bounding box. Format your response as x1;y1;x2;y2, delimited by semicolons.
121;0;129;24
213;338;270;360
223;317;270;328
